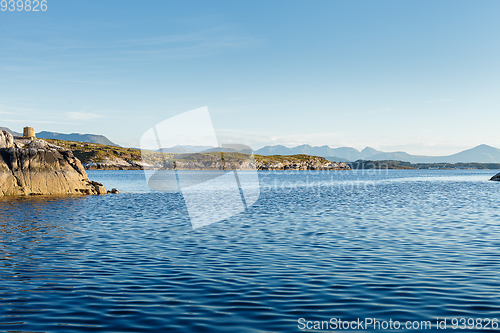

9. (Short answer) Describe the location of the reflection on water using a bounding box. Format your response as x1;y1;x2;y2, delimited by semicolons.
1;170;500;332
0;196;87;251
0;196;88;281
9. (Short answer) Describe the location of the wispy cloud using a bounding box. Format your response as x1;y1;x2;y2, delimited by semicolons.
0;27;264;65
1;119;74;125
0;104;41;114
1;103;107;123
354;107;396;115
424;98;452;103
67;112;104;120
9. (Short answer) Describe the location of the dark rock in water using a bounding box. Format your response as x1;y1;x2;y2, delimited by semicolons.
490;173;500;181
107;188;119;194
0;135;106;197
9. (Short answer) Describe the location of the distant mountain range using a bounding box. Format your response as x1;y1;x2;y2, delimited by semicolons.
37;131;118;146
163;143;500;163
158;145;253;154
0;127;118;146
255;145;381;162
256;144;500;163
373;144;500;163
158;145;215;153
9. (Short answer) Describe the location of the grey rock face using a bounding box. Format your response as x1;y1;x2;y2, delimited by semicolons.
0;130;14;149
0;137;106;196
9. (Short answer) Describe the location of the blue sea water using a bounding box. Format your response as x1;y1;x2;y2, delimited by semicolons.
1;169;500;332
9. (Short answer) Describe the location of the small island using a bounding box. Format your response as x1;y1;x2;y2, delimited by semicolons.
0;127;107;197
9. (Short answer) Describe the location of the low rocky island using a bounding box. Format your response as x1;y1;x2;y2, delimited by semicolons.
490;173;500;181
0;128;107;197
35;138;351;171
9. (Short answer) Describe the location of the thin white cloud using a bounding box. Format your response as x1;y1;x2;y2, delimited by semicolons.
0;27;264;64
1;119;74;125
0;104;42;114
424;98;452;103
67;112;104;120
354;107;396;115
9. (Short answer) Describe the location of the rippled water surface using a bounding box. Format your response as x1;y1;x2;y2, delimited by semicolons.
2;170;500;332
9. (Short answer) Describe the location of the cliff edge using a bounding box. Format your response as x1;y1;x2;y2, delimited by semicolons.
0;130;106;197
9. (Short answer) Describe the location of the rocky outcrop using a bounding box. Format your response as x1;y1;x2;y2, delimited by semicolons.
40;139;352;171
143;157;350;171
255;158;350;171
135;154;351;171
173;159;256;170
83;157;147;170
490;172;500;181
0;130;14;149
0;134;107;196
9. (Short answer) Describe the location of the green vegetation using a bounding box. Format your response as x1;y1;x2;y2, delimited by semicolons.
45;139;145;164
45;139;254;165
45;140;327;167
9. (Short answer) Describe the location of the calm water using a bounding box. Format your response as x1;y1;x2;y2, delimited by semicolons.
2;170;500;332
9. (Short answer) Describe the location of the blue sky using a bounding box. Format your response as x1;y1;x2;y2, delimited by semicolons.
1;0;500;155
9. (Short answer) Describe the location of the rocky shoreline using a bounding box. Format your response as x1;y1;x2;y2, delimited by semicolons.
83;159;146;170
79;159;350;171
0;130;107;197
255;158;349;171
39;139;351;171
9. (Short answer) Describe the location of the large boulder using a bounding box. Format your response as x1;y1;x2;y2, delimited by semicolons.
0;137;106;196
